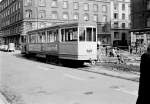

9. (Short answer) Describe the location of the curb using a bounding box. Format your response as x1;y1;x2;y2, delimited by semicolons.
78;67;139;82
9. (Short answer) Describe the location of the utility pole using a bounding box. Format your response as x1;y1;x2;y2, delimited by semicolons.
36;7;39;29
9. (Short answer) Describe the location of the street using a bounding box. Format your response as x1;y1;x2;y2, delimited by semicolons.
0;51;138;104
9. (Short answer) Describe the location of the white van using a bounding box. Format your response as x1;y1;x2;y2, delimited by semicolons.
8;43;15;52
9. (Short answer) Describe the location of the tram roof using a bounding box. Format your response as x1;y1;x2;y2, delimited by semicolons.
27;22;79;34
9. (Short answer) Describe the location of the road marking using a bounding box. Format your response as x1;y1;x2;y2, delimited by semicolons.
116;88;138;96
64;74;86;81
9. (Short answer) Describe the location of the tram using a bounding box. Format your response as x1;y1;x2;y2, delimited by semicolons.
21;23;97;65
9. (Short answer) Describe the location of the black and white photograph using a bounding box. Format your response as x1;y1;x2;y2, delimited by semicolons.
0;0;148;104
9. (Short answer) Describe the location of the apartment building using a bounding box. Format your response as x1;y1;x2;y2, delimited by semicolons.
0;0;23;48
131;0;150;47
0;0;111;48
110;0;131;47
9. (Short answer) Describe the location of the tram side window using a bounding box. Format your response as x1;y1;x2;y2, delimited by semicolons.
79;27;85;41
54;30;58;42
29;35;31;43
61;27;78;42
93;28;96;42
86;27;92;41
61;29;65;42
47;30;58;43
41;32;46;43
29;34;36;43
72;28;78;41
37;33;42;43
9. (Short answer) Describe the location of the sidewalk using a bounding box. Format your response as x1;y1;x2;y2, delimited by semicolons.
119;50;141;61
79;65;140;82
95;66;139;82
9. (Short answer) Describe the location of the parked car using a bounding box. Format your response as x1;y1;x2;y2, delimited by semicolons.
1;45;8;51
8;43;15;52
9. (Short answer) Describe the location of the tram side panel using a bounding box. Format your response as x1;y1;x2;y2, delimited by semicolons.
42;42;58;55
58;42;97;62
24;43;59;56
58;42;78;60
28;43;42;53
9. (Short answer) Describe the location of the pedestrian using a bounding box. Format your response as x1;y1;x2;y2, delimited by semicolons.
105;46;108;56
116;54;124;64
130;46;133;54
136;44;150;104
112;48;116;57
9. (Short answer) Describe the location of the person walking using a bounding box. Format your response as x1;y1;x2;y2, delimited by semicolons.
136;44;150;104
112;47;116;57
130;46;133;54
105;46;108;56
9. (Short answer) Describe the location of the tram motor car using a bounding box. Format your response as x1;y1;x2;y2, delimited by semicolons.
21;23;97;65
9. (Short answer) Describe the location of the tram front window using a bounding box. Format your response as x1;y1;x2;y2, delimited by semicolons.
86;27;92;41
79;27;96;42
93;28;96;42
79;27;85;41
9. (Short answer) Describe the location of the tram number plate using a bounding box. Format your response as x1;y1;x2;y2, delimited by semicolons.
86;49;92;53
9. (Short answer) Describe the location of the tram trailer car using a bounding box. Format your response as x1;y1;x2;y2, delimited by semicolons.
21;23;97;65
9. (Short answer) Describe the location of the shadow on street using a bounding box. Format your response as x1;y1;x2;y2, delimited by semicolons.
13;53;89;69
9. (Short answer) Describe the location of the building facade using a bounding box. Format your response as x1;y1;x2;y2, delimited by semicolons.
131;0;150;48
0;0;112;48
0;0;23;48
110;0;131;47
0;0;131;48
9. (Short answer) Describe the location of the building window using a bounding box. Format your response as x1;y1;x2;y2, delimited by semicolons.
51;0;57;7
114;2;118;10
26;22;32;31
63;12;69;20
39;10;46;18
102;5;107;12
84;3;89;11
114;32;119;39
39;22;46;28
147;1;150;10
25;9;32;18
147;17;150;27
63;1;68;9
102;15;107;23
25;0;32;6
122;13;125;19
18;1;21;8
51;11;58;19
73;2;79;10
122;23;126;28
114;22;119;28
122;4;125;11
93;4;98;12
93;14;98;22
73;13;79;20
84;13;89;21
18;13;21;20
39;0;45;6
114;13;118;19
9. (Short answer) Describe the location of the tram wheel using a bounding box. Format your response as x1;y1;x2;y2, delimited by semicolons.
46;55;59;65
90;60;96;65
